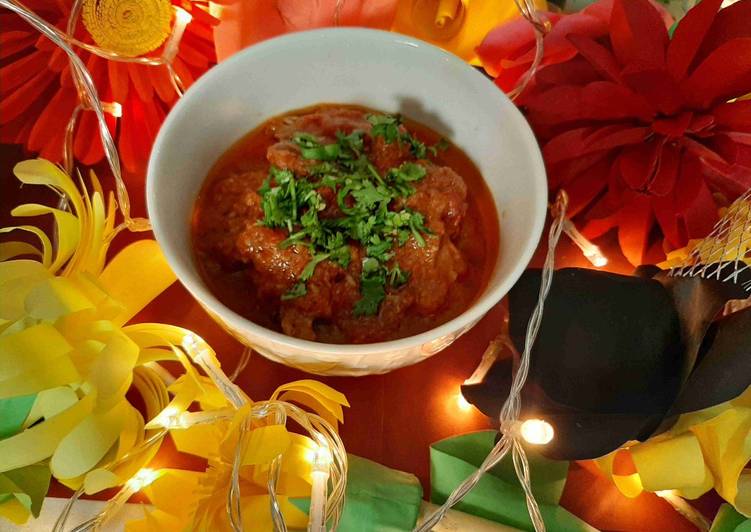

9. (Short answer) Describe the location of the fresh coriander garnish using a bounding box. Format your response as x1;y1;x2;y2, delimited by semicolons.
367;113;446;159
259;116;435;315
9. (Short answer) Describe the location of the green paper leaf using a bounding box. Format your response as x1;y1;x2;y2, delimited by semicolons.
0;464;51;517
0;395;36;439
291;454;422;531
710;504;749;532
430;431;597;532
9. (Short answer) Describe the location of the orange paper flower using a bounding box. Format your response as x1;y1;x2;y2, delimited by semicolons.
212;0;399;61
0;0;219;174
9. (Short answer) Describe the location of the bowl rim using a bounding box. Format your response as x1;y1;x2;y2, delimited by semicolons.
147;27;547;356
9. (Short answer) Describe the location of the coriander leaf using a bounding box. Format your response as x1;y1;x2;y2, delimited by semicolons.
427;137;450;157
354;272;386;316
388;265;410;288
329;244;352;268
367;114;402;143
351;181;391;210
282;281;307;300
300;252;330;281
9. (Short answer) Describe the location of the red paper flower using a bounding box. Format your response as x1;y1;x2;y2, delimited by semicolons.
0;0;219;174
491;0;751;265
476;0;673;93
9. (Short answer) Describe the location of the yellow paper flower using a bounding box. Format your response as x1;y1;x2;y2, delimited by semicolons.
596;385;751;516
0;160;177;524
126;380;349;532
390;0;547;63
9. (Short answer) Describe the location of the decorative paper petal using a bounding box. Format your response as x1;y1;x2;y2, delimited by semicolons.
685;38;751;109
24;277;96;321
690;406;751;505
392;0;544;63
25;387;79;427
609;0;668;69
710;503;748;532
0;226;51;268
82;469;121;495
11;204;80;274
12;160;84;223
170;422;226;459
0;323;75;382
0;391;95;473
243;424;292;466
666;0;723;81
272;379;349;423
84;330;139;411
50;399;131;480
97;240;176;326
0;242;41;262
0;464;51;520
0;395;35;439
628;433;712;494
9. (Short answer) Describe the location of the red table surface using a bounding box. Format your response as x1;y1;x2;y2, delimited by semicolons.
1;144;720;531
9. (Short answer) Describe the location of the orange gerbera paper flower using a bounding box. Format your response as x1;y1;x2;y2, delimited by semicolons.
0;0;221;174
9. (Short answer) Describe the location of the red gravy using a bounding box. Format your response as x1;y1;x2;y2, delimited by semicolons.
192;104;499;343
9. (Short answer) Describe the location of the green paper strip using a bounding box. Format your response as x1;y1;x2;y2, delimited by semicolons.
0;464;51;517
291;454;423;531
711;504;749;532
430;431;597;532
0;394;36;439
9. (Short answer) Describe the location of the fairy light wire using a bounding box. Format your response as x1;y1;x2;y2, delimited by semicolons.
416;191;569;532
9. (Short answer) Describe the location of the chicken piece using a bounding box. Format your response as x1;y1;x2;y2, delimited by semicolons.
370;135;411;173
394;235;467;315
194;170;266;263
266;140;314;175
235;225;310;297
406;164;468;237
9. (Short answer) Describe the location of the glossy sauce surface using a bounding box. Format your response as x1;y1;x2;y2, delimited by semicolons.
192;105;499;343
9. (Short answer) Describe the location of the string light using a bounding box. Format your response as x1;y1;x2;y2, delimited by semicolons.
655;490;711;531
417;190;570;532
309;444;333;532
519;419;554;445
125;468;160;492
562;218;609;268
456;392;473;412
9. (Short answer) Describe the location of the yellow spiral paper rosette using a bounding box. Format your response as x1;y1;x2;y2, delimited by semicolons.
82;0;174;57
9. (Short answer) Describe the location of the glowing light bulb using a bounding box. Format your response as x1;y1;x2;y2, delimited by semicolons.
126;468;160;491
309;444;332;532
102;101;122;118
585;248;609;268
456;392;472;412
562;219;609;268
312;444;333;471
520;419;554;445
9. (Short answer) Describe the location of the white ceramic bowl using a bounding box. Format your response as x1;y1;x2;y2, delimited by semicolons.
147;28;547;376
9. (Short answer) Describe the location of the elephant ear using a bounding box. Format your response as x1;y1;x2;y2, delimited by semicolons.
652;273;748;382
666;306;751;416
463;268;685;460
508;268;684;419
461;358;663;461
